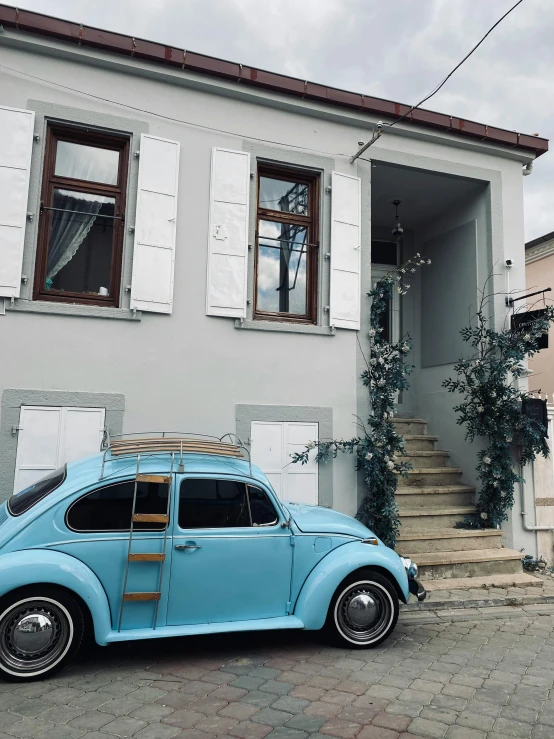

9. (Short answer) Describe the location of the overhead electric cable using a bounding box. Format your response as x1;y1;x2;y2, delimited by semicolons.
351;0;525;161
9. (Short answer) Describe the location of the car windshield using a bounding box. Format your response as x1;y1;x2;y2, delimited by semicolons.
8;466;67;516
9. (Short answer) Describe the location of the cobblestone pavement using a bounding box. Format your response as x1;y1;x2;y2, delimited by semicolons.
3;609;554;739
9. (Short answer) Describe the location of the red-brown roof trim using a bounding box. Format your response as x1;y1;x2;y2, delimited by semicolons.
0;4;548;158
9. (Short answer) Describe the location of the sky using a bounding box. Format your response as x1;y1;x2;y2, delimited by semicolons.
16;0;554;241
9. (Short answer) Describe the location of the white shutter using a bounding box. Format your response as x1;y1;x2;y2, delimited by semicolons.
60;408;105;465
13;407;63;493
250;422;284;499
206;147;250;318
0;106;35;299
250;421;318;505
13;406;106;493
329;171;361;330
284;423;318;505
131;134;180;314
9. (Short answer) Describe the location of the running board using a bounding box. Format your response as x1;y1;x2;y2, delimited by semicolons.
105;615;305;643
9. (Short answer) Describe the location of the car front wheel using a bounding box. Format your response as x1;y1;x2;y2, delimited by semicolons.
326;569;399;648
0;586;84;681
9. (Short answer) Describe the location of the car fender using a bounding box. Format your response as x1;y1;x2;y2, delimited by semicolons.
0;549;112;646
294;540;409;630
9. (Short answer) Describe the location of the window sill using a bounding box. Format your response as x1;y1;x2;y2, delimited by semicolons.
6;299;141;321
235;318;335;336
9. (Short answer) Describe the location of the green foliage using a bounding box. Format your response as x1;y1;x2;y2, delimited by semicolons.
292;254;430;548
443;286;554;529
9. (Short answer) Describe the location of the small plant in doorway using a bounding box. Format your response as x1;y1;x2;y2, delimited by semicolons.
292;254;430;549
443;280;554;529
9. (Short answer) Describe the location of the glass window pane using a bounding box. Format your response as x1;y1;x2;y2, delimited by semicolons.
66;480;169;532
45;189;116;296
257;220;307;315
248;486;278;526
259;176;309;215
372;241;398;266
55;141;119;185
8;466;66;516
178;479;250;529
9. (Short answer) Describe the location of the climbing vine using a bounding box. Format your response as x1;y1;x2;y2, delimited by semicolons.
443;282;554;529
292;254;430;548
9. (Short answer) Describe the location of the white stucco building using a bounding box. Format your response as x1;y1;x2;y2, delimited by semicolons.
0;4;549;581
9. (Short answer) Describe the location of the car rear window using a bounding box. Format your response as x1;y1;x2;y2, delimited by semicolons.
8;466;67;516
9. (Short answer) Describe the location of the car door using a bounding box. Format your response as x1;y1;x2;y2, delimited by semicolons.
167;475;293;626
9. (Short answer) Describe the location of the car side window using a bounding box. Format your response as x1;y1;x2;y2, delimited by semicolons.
178;479;251;529
248;486;279;527
66;479;169;532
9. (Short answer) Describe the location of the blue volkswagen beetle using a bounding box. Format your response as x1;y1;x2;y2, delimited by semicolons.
0;435;424;681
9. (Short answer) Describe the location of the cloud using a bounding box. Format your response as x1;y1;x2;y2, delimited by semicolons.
18;0;554;240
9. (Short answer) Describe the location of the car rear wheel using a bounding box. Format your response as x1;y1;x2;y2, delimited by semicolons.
0;586;84;681
326;570;399;648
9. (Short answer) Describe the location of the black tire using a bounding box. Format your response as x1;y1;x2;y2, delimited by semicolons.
324;569;399;648
0;586;85;681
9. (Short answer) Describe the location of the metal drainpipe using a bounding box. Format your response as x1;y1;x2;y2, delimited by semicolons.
519;461;554;532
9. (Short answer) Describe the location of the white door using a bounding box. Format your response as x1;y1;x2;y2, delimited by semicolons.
13;406;106;493
250;421;318;505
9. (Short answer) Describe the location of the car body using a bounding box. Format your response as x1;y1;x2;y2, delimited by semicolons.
0;437;424;680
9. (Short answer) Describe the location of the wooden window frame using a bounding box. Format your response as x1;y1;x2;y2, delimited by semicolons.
33;124;130;307
254;164;319;324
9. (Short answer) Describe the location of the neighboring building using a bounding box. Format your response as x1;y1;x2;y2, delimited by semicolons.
526;231;554;400
0;5;549;578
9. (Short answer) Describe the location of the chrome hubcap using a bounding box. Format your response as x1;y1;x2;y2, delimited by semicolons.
336;582;393;644
0;600;71;674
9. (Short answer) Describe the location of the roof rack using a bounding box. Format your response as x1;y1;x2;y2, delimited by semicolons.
99;431;251;479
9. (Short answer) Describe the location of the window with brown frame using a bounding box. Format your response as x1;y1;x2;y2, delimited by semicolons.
34;124;129;306
255;165;319;323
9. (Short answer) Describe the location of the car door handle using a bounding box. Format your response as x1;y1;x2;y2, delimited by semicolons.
175;544;202;550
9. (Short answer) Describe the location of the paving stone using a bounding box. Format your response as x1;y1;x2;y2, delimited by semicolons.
285;715;327;733
31;727;86;739
272;696;310;714
39;706;84;724
69;711;118;731
133;725;181;739
219;702;260;721
445;727;487;739
240;691;277;708
259;680;294;696
407;717;449;738
290;687;326;702
210;685;248;700
41;687;85;705
160;710;206;729
357;726;399;739
231;677;267;690
371;712;412;731
4;717;56;739
228;721;273;738
455;712;494;731
250;667;281;680
102;716;148;736
318;718;361;738
69;692;112;710
267;729;308;739
303;702;342;719
492;716;533;737
8;699;51;718
130;705;175;722
251;707;293;727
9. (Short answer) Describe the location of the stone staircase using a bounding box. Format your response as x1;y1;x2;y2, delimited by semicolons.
392;417;541;590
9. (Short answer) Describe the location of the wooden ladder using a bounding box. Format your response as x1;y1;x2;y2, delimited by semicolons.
117;456;173;631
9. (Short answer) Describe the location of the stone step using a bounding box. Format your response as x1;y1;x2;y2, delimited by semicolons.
396;485;475;509
397;527;503;554
420;572;544;592
406;468;463;486
392;418;427;435
404;451;451;468
404;435;439;452
414;548;523;580
399;505;475;529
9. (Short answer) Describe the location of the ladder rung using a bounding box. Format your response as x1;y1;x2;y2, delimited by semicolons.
136;474;171;485
128;553;166;562
132;513;169;523
123;592;161;602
